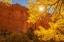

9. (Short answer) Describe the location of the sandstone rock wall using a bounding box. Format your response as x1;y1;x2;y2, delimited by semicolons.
0;2;52;33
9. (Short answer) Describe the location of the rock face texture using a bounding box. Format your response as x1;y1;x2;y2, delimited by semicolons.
0;2;52;33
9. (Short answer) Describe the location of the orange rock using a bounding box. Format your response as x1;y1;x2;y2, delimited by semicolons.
0;2;52;33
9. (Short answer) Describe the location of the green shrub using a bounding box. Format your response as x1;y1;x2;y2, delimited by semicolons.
27;27;34;40
33;35;40;42
8;33;29;42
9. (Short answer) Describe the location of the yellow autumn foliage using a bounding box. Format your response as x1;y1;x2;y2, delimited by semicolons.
0;0;12;4
27;0;64;41
34;25;64;41
34;13;64;41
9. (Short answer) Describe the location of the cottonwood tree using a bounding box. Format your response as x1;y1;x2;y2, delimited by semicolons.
27;0;64;42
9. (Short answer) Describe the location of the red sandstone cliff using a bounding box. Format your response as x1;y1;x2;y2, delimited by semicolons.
0;2;52;33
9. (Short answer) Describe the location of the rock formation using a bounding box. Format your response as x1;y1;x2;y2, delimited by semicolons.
0;2;52;33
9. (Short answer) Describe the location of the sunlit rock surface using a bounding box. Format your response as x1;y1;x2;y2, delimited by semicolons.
0;2;52;33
